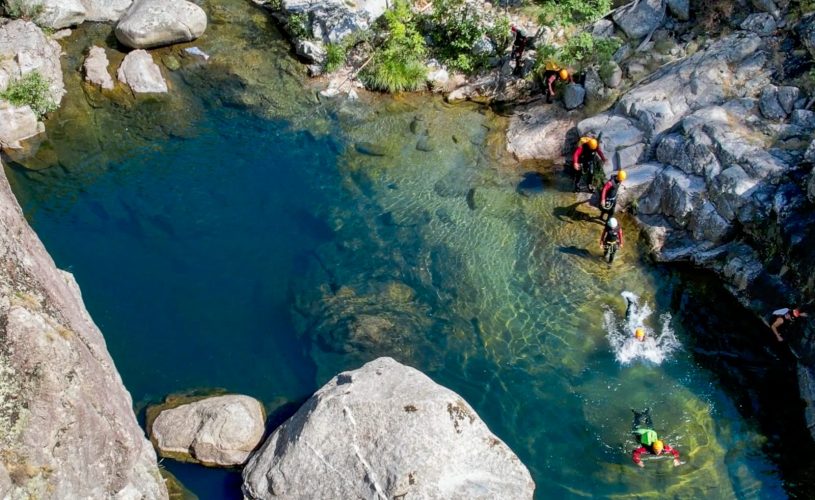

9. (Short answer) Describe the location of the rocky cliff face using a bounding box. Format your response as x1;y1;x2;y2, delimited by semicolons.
0;158;167;498
507;3;815;438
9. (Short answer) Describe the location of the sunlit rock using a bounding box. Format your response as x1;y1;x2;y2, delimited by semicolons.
243;357;535;499
117;49;168;93
83;46;114;90
150;395;265;467
115;0;207;49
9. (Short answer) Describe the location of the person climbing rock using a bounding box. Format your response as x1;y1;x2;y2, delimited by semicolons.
541;63;573;103
600;217;623;263
769;306;808;342
599;170;626;221
572;136;607;193
631;409;680;468
510;25;530;76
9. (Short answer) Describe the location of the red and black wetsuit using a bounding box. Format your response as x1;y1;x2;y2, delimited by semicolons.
543;70;574;102
572;144;606;191
632;444;680;465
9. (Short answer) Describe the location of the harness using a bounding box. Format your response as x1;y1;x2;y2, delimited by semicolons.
603;227;620;244
605;179;620;205
634;428;658;446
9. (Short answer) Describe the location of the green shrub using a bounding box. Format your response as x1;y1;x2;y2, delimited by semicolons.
285;12;309;39
533;0;612;28
486;15;512;53
0;71;57;118
534;33;621;75
425;0;489;73
362;0;427;92
324;44;346;73
5;0;43;20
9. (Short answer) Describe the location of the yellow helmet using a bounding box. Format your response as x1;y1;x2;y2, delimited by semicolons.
635;328;645;341
559;69;569;80
617;170;627;181
653;440;664;453
587;138;598;150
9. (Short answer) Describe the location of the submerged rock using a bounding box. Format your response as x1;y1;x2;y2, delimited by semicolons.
242;357;535;499
150;395;265;467
117;49;168;93
115;0;207;49
0;158;167;497
83;46;114;90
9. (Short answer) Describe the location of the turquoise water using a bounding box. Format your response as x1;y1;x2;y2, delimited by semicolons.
4;1;814;497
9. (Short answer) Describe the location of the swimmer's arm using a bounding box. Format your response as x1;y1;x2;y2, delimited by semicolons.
664;444;681;466
771;317;785;342
632;447;646;467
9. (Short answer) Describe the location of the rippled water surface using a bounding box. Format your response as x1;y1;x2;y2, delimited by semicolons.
4;0;813;497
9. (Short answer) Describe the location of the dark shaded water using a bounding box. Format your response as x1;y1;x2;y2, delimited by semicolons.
4;0;815;497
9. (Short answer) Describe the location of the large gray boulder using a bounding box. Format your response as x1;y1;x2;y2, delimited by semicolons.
0;158;168;498
506;102;580;161
740;13;777;36
270;0;388;44
115;0;207;49
638;166;706;225
11;0;86;29
117;49;168;93
150;395;266;467
665;0;688;20
759;85;787;120
81;0;132;22
562;83;585;110
242;357;535;499
0;101;43;149
612;0;665;39
83;46;114;90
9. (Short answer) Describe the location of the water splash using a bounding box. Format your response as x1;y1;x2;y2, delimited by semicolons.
604;291;680;365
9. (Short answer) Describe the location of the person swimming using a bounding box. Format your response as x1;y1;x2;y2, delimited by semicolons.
631;408;681;468
604;292;679;365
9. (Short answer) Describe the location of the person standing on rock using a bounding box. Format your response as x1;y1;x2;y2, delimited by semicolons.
572;136;607;192
510;25;530;76
769;306;808;342
541;63;573;103
599;170;627;221
631;408;681;468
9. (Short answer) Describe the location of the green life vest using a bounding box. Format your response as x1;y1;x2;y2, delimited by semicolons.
634;428;658;446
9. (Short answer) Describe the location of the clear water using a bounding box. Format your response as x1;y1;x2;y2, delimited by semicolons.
4;1;814;498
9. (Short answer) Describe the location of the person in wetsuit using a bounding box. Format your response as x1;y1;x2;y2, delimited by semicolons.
572;137;607;193
510;25;530;76
599;170;626;221
541;65;574;103
769;306;808;342
631;408;681;468
600;217;623;262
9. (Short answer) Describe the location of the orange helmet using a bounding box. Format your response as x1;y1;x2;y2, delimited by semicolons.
559;69;569;80
617;170;627;181
635;328;645;341
587;138;598;150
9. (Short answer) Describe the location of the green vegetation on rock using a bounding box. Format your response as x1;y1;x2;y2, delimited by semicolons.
530;0;611;28
534;32;620;76
0;71;57;118
324;43;346;73
361;0;427;92
4;0;44;21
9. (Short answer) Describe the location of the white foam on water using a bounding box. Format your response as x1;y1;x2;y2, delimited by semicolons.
604;291;680;365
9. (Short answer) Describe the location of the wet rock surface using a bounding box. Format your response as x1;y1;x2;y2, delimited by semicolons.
242;357;535;499
0;158;167;498
149;395;266;467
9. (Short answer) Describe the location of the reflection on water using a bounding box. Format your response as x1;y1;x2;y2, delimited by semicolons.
604;291;679;365
3;0;811;497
